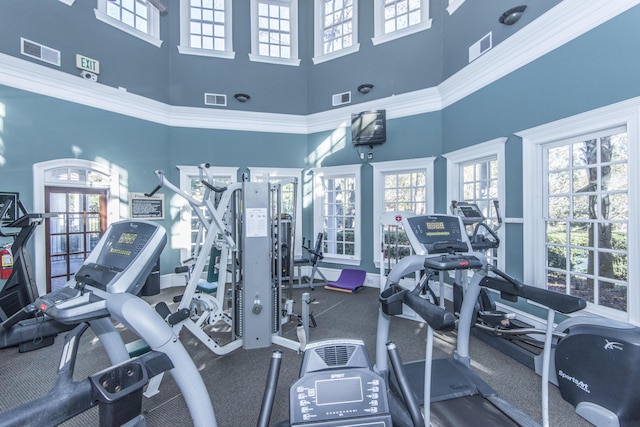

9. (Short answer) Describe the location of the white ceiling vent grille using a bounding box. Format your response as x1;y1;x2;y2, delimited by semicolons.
204;93;227;106
332;91;351;107
469;32;492;63
21;38;61;66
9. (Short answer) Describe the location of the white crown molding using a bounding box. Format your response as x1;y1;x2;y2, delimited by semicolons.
1;0;638;134
439;0;640;109
169;105;308;133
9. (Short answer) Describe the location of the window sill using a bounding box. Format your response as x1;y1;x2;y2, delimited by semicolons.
372;20;432;46
248;54;301;66
94;9;162;48
312;44;360;65
178;46;235;59
321;255;362;266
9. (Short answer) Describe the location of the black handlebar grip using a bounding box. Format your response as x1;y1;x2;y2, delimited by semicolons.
144;185;162;197
403;290;456;332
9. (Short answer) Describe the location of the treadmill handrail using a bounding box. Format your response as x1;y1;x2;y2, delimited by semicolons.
403;288;455;332
485;267;586;314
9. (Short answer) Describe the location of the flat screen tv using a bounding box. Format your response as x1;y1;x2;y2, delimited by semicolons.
351;110;386;146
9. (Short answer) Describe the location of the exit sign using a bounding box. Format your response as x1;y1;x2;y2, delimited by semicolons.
76;54;100;74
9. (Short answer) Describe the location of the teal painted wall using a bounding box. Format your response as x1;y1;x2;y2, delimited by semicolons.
1;5;639;287
441;5;640;279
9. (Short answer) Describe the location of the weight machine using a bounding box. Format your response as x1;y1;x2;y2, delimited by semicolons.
145;165;310;355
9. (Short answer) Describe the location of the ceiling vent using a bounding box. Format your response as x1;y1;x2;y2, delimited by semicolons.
204;93;227;107
469;32;492;63
332;91;351;107
21;38;61;66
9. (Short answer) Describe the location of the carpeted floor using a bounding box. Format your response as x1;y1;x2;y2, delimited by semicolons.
0;285;591;426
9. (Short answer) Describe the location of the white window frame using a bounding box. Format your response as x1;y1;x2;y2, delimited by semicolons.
443;137;507;269
178;0;235;59
249;167;303;257
372;0;432;46
518;99;640;325
95;0;162;47
177;165;238;261
312;0;360;65
371;157;435;267
249;0;300;66
313;164;361;265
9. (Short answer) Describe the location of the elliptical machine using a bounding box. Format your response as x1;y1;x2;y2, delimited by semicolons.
452;201;640;427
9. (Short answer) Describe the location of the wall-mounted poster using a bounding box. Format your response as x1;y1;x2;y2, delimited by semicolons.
129;192;164;220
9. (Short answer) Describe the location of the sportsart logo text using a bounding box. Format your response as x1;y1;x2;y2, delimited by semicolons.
558;370;590;393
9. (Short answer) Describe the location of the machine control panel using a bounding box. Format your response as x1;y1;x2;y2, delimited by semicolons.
423;253;483;271
291;369;386;424
35;220;166;324
403;215;471;256
290;340;391;427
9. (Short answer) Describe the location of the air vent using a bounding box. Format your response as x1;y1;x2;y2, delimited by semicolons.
315;344;356;366
21;38;61;66
332;91;351;107
204;93;227;106
469;32;492;63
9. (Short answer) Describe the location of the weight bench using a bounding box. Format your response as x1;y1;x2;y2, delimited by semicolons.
324;269;366;294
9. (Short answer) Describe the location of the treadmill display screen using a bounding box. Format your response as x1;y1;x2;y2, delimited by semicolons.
405;215;466;254
118;232;137;245
315;377;363;406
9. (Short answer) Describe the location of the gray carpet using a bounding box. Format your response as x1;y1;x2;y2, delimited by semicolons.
0;285;591;426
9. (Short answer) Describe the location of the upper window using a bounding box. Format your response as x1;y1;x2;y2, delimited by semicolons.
178;0;234;59
520;100;639;324
443;138;506;268
372;0;432;46
313;0;359;64
95;0;162;47
250;0;300;66
372;158;435;268
313;164;361;265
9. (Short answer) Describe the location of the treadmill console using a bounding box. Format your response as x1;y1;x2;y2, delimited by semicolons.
452;202;485;225
290;339;392;427
403;215;471;256
36;220;166;324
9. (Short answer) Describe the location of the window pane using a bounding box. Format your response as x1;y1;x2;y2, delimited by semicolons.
544;131;629;312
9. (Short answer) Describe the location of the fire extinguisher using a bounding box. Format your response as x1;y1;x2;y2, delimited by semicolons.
1;244;13;280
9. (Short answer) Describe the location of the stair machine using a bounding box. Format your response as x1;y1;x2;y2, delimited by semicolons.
0;199;75;352
376;214;587;427
0;220;217;427
144;165;311;355
451;202;640;427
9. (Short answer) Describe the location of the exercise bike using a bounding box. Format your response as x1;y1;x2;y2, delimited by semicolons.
452;201;640;427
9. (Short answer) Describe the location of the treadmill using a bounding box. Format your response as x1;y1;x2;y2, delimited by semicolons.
376;214;544;427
